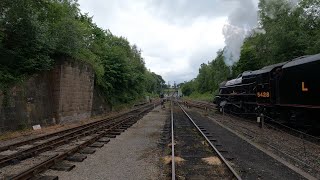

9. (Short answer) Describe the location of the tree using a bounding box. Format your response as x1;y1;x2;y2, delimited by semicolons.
0;0;165;106
233;0;320;76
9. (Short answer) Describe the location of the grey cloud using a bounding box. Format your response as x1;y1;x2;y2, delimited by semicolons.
143;44;184;61
78;0;119;30
164;70;196;84
78;0;260;83
146;0;239;25
188;47;219;68
162;46;221;83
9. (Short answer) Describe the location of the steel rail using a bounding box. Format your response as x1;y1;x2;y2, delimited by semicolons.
170;100;176;180
9;105;155;180
223;108;320;145
0;115;132;167
177;102;242;180
183;100;217;110
0;113;124;152
9;116;135;180
186;99;319;145
186;100;320;177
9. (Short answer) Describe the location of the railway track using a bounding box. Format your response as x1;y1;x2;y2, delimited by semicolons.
169;100;241;179
0;103;158;180
184;99;320;144
0;110;131;152
183;100;217;111
183;99;320;179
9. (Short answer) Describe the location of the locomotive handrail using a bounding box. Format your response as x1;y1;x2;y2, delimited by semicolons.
221;82;255;88
257;82;270;86
218;93;256;96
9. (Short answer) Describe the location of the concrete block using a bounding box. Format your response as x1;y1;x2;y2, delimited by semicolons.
50;162;75;171
89;142;104;148
79;147;96;154
98;138;110;143
34;176;58;180
104;135;116;138
108;131;121;135
66;154;87;162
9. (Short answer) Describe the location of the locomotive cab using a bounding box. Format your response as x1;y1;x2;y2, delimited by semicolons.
278;54;320;108
255;62;287;105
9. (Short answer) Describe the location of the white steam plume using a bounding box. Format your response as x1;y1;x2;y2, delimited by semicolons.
223;0;258;65
222;0;301;65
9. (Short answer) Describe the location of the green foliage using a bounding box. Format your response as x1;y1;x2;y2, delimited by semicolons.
144;71;165;95
0;0;55;88
181;80;196;96
0;0;164;105
231;36;263;77
187;92;213;102
233;0;320;75
183;0;320;100
181;50;230;98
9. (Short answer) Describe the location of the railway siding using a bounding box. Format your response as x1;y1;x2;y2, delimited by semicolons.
160;101;239;179
0;103;158;179
183;99;320;178
43;106;167;180
183;107;309;180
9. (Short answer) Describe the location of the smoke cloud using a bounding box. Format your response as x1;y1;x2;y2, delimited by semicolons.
222;0;301;65
222;0;259;65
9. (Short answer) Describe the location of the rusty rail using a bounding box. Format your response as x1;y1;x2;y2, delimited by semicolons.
170;100;176;180
177;102;241;180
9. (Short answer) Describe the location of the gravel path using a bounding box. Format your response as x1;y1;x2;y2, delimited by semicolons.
44;106;168;180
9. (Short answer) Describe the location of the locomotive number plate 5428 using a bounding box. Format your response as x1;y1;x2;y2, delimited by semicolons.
257;92;270;98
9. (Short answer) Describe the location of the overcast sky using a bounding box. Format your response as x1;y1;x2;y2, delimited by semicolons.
78;0;259;84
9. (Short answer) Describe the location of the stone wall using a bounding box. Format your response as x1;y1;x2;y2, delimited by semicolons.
91;88;112;116
0;57;103;132
53;58;95;124
0;73;54;132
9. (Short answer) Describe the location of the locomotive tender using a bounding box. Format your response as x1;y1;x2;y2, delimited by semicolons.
214;53;320;126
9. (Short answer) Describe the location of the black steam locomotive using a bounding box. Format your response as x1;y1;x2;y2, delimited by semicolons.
214;53;320;127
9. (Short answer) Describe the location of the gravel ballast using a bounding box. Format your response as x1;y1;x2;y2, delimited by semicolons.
173;106;234;179
44;106;168;180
